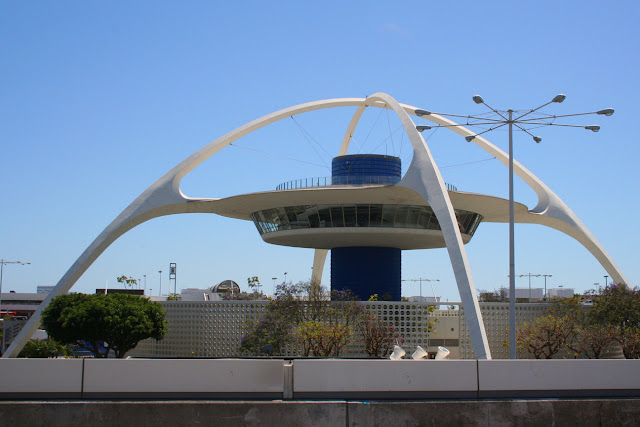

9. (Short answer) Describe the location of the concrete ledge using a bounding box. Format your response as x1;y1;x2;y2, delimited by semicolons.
293;359;477;399
82;359;284;398
0;359;83;397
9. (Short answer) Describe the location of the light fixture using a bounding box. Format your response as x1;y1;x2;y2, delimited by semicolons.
416;125;432;132
552;94;566;103
411;345;428;360
533;136;542;143
465;135;476;142
389;345;406;360
415;109;431;117
585;125;600;132
435;346;450;360
472;95;484;104
597;108;614;116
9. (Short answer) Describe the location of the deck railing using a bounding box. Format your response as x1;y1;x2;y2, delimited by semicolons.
276;176;457;192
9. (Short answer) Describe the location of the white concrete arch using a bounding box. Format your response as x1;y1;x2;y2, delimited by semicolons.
364;93;491;359
336;100;628;287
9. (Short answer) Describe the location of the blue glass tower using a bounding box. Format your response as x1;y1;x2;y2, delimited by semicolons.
330;154;402;301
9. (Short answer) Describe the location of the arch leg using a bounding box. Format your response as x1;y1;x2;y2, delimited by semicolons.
312;249;328;285
367;92;491;359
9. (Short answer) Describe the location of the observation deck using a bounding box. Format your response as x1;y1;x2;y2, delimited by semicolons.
275;176;458;192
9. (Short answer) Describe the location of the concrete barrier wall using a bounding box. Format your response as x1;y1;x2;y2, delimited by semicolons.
0;358;83;398
2;358;640;400
293;359;478;399
478;359;640;397
82;359;285;398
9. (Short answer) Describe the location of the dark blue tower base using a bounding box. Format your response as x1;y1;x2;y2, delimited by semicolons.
331;247;401;301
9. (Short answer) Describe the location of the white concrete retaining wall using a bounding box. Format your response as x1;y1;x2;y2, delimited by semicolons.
2;358;640;399
82;359;285;398
478;359;640;397
1;358;83;398
293;359;477;398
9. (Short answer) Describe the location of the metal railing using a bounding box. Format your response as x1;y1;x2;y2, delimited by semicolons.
276;176;457;192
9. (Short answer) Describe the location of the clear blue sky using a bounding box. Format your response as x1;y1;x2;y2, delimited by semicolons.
2;1;638;302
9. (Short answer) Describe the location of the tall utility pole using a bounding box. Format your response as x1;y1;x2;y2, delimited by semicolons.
416;94;614;359
158;270;162;297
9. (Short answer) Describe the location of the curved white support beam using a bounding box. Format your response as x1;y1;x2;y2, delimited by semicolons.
311;249;328;285
360;93;491;359
339;104;368;156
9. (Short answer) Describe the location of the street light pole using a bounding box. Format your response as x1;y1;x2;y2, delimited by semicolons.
158;270;162;297
604;275;609;288
508;108;516;357
418;94;613;359
272;277;277;295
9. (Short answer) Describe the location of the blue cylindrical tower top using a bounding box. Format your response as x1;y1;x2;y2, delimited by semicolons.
332;154;401;185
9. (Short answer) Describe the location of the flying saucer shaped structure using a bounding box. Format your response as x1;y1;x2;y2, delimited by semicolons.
210;280;240;294
4;93;629;360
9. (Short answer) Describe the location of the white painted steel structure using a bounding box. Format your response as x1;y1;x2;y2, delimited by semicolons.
3;93;628;360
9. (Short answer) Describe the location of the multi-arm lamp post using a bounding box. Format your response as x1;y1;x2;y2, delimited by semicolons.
416;94;614;359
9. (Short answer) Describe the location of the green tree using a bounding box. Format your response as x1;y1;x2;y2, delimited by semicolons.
116;275;137;289
548;295;616;359
240;280;364;357
358;313;401;358
568;324;618;359
517;314;574;359
42;293;167;358
588;284;640;358
18;339;71;358
478;289;507;302
223;291;268;301
617;327;640;359
167;293;181;301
